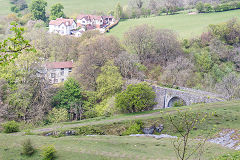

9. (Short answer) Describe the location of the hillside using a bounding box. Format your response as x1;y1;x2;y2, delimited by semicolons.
0;0;11;17
25;0;129;17
1;100;239;159
109;9;240;39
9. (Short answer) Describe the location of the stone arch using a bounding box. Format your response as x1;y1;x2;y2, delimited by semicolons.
167;96;186;108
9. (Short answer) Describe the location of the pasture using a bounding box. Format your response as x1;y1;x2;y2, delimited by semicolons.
109;9;240;39
0;0;11;17
25;0;129;17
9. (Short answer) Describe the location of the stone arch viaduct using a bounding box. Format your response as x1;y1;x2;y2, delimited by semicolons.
152;85;225;109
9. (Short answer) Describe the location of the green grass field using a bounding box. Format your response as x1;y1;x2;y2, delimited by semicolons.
25;0;129;17
109;9;240;39
0;0;12;17
1;100;240;160
0;134;233;160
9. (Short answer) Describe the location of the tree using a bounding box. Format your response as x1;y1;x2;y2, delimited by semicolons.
114;3;123;19
0;22;33;66
194;51;213;73
30;0;47;21
123;24;154;61
163;0;183;15
52;78;84;120
114;52;145;80
129;0;144;9
168;110;210;160
196;2;204;13
160;57;195;87
0;51;52;122
215;73;240;100
73;35;121;91
115;83;156;113
96;60;123;99
50;3;65;20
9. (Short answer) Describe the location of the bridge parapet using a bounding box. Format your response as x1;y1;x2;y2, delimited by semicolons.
152;85;225;109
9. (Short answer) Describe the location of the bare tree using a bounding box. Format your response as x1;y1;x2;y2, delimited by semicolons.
215;73;240;100
168;110;210;160
160;57;195;87
129;0;144;9
114;52;145;80
163;0;184;15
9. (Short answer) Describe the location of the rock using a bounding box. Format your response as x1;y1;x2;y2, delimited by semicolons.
142;126;155;134
155;124;164;133
129;134;177;139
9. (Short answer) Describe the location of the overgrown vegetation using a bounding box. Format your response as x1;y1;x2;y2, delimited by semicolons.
2;120;20;133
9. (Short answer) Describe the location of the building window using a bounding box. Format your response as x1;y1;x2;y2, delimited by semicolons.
54;79;58;83
69;68;72;73
51;73;56;78
61;68;64;70
82;21;85;23
49;79;52;83
60;71;64;76
61;79;64;82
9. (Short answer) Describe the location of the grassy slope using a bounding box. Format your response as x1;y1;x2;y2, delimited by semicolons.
0;134;233;160
0;101;239;160
0;0;11;17
26;0;129;17
109;9;240;39
32;100;240;134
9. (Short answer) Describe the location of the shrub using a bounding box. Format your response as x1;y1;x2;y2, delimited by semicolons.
21;139;35;156
115;83;156;113
48;108;68;123
76;126;104;135
122;120;143;135
2;120;20;133
41;145;57;160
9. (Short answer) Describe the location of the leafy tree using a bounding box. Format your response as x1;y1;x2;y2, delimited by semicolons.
50;3;65;20
52;78;83;110
114;2;123;19
48;108;68;123
195;51;213;73
0;22;33;66
196;2;204;13
30;0;47;21
115;83;156;113
96;60;123;99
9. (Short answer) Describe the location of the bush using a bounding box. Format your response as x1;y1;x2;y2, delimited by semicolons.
48;108;68;123
2;120;20;133
122;120;143;135
41;145;57;160
213;151;240;160
21;139;35;156
76;126;104;135
115;83;156;113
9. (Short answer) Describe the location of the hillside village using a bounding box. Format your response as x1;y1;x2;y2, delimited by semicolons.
1;0;240;160
49;15;117;37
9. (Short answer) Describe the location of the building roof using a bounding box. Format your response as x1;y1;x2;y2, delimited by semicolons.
45;61;73;69
49;18;75;26
77;14;103;21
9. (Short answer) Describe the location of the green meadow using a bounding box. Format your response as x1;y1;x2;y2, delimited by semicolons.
1;100;240;160
25;0;129;17
0;0;12;17
109;9;240;39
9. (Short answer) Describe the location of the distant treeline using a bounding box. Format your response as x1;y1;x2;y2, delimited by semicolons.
196;1;240;13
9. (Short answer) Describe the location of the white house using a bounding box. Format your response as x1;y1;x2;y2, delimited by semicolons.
49;18;77;35
45;61;73;84
76;14;115;29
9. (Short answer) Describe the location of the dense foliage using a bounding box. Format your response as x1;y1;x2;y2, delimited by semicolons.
115;83;156;113
2;120;20;133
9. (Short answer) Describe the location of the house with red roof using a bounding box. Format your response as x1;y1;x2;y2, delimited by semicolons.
45;61;73;84
49;18;77;35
